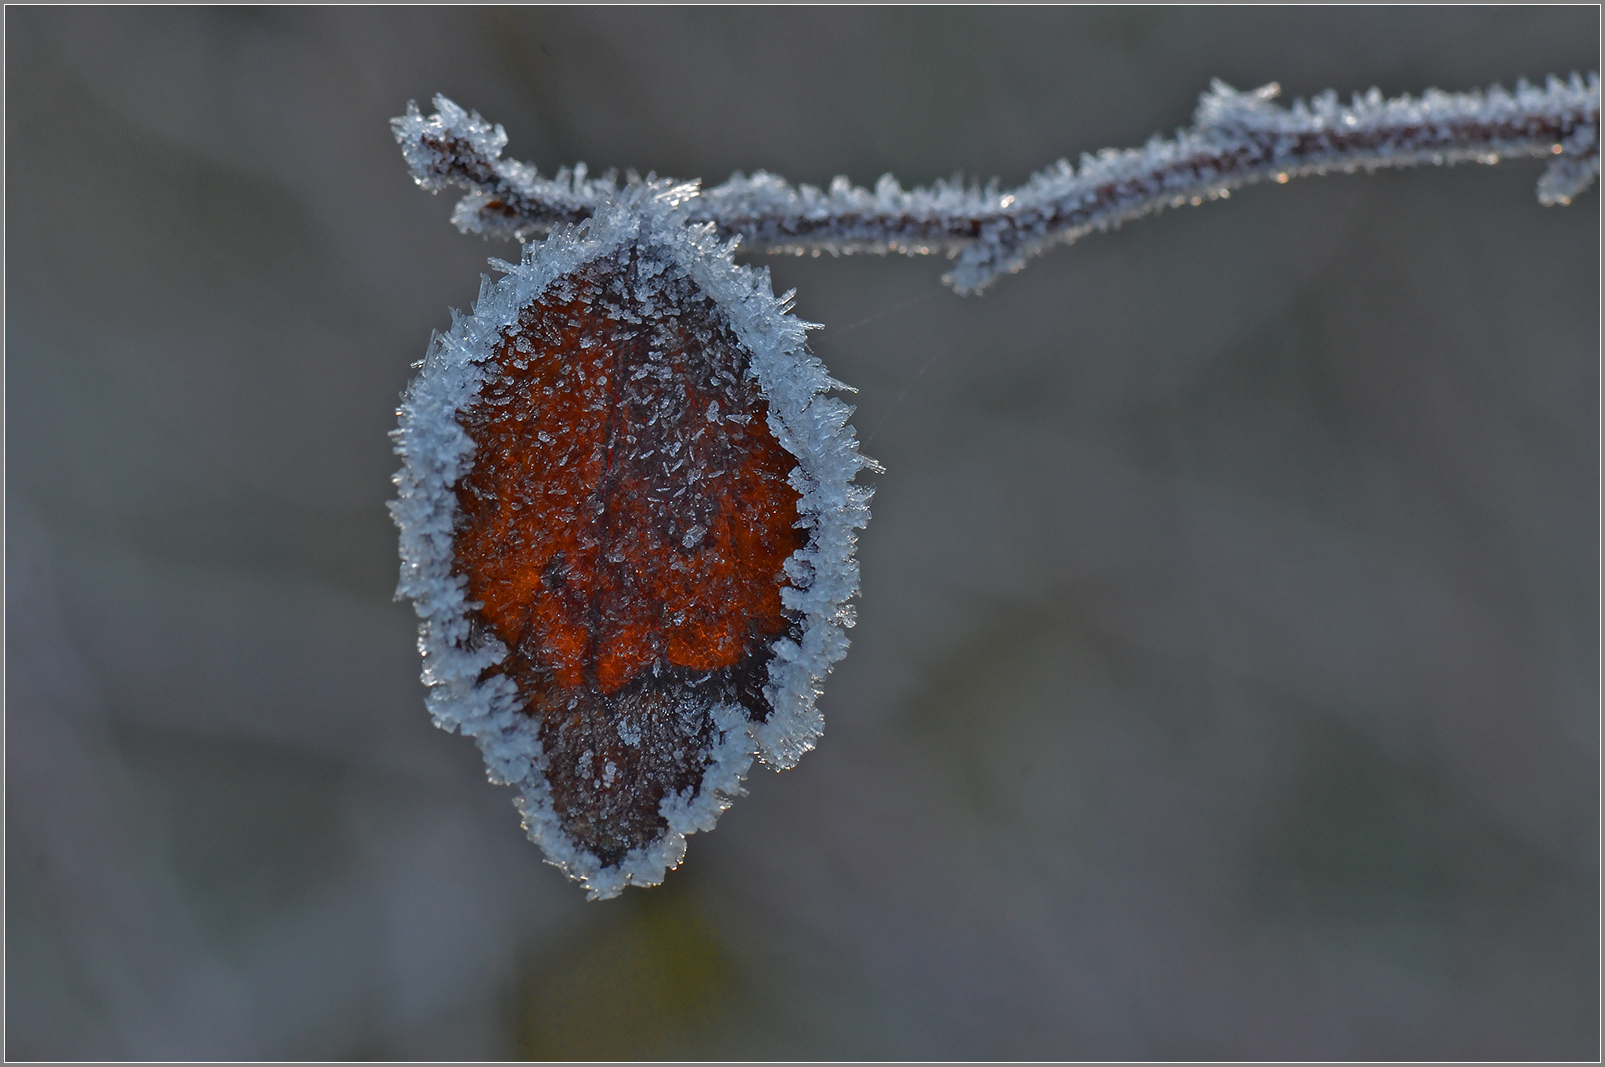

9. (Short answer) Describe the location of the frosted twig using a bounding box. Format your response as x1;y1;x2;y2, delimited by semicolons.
394;73;1599;294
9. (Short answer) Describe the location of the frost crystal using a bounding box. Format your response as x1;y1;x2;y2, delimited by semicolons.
389;183;875;899
394;74;1599;294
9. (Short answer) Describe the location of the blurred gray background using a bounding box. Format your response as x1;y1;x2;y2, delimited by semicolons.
6;7;1599;1060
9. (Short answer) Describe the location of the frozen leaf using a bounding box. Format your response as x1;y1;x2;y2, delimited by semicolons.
389;184;875;899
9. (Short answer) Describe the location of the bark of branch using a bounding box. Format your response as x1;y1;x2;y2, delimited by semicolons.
393;74;1600;294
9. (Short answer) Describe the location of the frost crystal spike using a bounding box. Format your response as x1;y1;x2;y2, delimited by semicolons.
390;187;874;898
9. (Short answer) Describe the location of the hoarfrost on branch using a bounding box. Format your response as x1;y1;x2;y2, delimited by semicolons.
393;73;1599;295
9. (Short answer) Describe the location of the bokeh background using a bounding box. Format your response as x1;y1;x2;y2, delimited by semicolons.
7;7;1599;1060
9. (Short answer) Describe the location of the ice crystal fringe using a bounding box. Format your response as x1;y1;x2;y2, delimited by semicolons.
393;73;1599;295
389;184;875;899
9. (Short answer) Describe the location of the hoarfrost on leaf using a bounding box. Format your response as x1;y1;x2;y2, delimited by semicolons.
390;182;874;899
